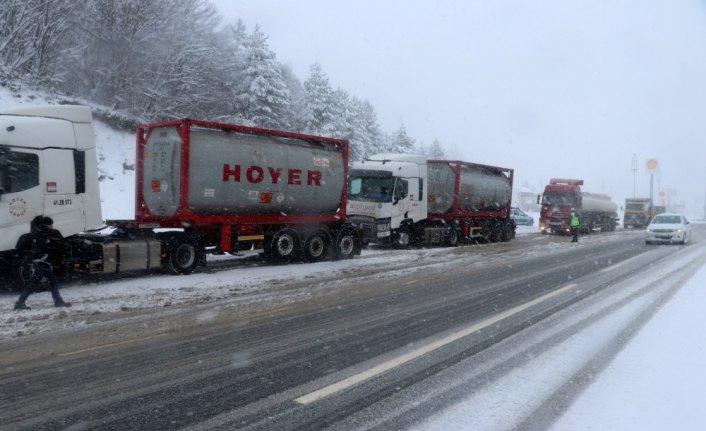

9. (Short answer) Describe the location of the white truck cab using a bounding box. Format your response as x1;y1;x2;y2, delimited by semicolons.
0;105;103;261
347;154;428;246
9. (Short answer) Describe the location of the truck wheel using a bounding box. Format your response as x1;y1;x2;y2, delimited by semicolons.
446;228;459;247
501;223;513;242
334;229;358;259
490;225;502;242
164;239;200;275
271;229;300;261
393;228;411;248
304;231;330;262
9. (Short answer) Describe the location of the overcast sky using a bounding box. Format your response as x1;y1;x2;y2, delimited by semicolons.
212;0;706;216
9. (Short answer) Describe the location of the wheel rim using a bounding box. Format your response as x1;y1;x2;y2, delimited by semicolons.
276;233;295;257
307;236;325;258
175;243;196;268
338;235;355;256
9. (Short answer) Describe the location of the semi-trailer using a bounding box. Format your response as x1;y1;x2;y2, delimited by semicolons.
346;154;515;247
0;105;360;286
538;178;618;234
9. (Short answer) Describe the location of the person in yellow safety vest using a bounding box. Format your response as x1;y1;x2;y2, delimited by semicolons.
570;208;580;242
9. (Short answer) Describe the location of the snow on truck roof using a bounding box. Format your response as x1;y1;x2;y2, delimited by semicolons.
0;104;93;123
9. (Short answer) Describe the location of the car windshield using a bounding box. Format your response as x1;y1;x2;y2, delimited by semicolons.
652;215;682;224
2;2;706;430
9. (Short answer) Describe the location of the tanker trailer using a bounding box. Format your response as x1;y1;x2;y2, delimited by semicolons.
347;155;514;247
427;160;515;243
2;109;361;286
538;178;618;234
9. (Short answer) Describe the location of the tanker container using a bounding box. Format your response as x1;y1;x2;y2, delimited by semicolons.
141;125;345;219
426;160;514;242
581;193;618;214
427;161;512;214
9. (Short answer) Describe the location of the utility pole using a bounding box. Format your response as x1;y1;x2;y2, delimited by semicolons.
631;154;637;197
646;159;658;205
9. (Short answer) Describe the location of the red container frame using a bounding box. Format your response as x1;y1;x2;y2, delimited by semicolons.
133;119;350;228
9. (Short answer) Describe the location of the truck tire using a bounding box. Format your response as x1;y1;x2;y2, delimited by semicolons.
270;229;301;262
304;231;330;262
334;229;358;259
490;224;503;242
163;238;200;275
393;228;411;249
446;228;459;247
501;222;513;242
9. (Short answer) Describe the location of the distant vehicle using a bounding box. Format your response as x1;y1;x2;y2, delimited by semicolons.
623;198;665;229
645;213;691;245
510;207;534;226
538;178;618;234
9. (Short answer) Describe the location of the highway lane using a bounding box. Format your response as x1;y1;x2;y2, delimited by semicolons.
0;227;700;430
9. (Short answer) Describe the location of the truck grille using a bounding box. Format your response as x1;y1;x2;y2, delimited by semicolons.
348;215;376;242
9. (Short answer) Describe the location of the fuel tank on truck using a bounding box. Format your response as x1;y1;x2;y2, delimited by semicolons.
581;192;618;214
140;122;346;218
427;161;512;214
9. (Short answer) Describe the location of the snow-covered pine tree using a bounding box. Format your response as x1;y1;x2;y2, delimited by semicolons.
236;25;290;129
303;63;336;135
428;139;446;159
387;123;416;153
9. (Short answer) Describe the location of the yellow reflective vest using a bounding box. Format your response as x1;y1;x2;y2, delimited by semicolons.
570;212;580;227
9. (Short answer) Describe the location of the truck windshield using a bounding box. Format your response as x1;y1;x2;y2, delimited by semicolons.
626;203;648;211
348;172;395;203
542;191;577;206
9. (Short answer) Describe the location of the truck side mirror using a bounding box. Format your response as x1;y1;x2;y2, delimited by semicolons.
536;194;541;204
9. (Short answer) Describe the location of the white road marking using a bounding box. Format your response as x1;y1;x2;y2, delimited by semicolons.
294;282;578;405
599;253;645;273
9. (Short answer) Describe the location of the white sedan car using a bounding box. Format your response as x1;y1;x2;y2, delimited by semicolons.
645;213;691;245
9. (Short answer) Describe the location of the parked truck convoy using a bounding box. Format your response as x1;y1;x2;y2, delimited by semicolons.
346;154;515;247
0;105;360;286
623;198;665;229
538;178;618;234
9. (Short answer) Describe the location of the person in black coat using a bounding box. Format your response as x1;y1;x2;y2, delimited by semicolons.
14;216;71;311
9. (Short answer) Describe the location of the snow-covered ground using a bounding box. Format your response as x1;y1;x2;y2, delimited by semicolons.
4;89;706;429
551;260;706;430
411;233;706;431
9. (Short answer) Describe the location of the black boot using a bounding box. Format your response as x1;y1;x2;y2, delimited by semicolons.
14;301;31;311
55;300;71;308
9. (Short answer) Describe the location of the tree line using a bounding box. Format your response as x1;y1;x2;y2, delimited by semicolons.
0;0;447;161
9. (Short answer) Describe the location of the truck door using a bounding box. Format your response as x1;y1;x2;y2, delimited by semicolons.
391;178;410;228
0;148;42;252
405;177;424;223
42;148;85;237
